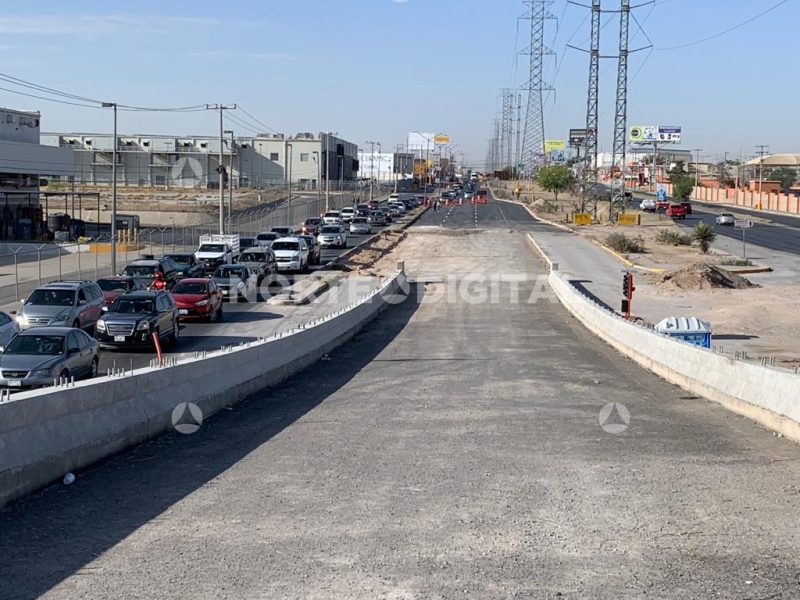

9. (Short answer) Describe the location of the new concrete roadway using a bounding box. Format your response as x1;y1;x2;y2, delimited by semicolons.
3;198;800;598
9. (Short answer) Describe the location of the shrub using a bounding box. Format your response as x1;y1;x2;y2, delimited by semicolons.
692;222;717;254
655;229;692;246
606;233;646;253
719;258;753;267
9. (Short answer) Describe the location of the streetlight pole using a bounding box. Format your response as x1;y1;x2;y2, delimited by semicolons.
365;140;377;203
312;150;321;211
101;102;118;273
224;129;234;233
286;141;293;223
205;104;236;234
692;148;703;191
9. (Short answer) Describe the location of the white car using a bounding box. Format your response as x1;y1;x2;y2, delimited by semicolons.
639;198;656;212
715;213;735;226
271;237;309;272
340;207;356;223
322;211;342;225
388;201;406;215
317;224;348;248
255;231;279;247
350;217;371;235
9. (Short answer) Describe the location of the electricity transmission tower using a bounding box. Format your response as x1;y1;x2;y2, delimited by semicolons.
500;88;515;171
583;0;601;215
609;0;631;221
520;0;555;176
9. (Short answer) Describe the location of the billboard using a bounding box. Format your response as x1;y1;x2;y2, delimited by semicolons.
407;132;436;154
569;128;592;147
629;125;682;144
433;134;450;145
544;139;566;152
550;149;567;165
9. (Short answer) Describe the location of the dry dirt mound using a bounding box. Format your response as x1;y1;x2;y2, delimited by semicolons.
657;263;758;290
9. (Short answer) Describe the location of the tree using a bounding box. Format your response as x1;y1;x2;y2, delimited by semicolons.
692;222;716;254
672;174;695;200
536;165;575;202
768;167;797;191
669;160;686;176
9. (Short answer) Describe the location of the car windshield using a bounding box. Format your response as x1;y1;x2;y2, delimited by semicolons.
172;282;208;294
121;265;156;279
110;298;154;314
214;267;247;278
97;279;131;292
352;218;367;224
305;219;321;225
256;233;277;241
239;252;266;262
324;213;340;218
198;244;225;253
272;241;300;251
239;238;257;249
26;289;75;306
320;226;340;234
6;334;65;355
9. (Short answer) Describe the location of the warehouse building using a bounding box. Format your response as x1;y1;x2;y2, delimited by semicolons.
41;131;358;190
357;151;414;183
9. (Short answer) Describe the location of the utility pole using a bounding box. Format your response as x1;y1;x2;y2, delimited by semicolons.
101;102;118;273
755;144;769;197
365;140;376;202
224;129;234;233
692;148;702;190
206;103;236;234
286;141;293;222
323;132;336;211
515;91;522;176
609;0;631;222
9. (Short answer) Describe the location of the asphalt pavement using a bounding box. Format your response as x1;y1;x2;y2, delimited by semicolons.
5;213;800;598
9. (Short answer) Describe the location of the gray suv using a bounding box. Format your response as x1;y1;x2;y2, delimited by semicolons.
15;280;105;331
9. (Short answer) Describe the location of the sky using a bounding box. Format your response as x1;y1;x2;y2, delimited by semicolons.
0;0;795;168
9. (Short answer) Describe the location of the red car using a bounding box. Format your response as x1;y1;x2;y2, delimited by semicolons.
96;276;146;306
473;190;489;204
665;204;688;219
170;278;223;322
301;217;323;236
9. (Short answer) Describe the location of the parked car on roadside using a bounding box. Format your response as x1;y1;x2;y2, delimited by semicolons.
95;290;179;349
317;224;348;249
715;213;735;226
15;280;105;331
96;276;146;306
0;327;99;388
170;278;223;322
350;217;371;235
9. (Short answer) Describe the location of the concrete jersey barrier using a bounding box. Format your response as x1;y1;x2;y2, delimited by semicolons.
0;270;408;509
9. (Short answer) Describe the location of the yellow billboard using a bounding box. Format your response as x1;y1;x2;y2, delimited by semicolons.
572;213;592;225
544;139;566;152
433;134;450;144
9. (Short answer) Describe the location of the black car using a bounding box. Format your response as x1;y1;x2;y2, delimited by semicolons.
162;253;204;280
298;235;321;266
95;291;180;349
121;257;182;290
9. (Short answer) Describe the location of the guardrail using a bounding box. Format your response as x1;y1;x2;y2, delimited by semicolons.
0;268;408;508
527;232;800;445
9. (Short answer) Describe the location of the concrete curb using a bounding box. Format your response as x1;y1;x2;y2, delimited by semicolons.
588;238;666;273
526;230;800;446
267;275;339;306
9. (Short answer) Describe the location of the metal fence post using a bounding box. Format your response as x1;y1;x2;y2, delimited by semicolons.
95;244;99;280
13;251;19;301
77;242;82;280
58;245;62;279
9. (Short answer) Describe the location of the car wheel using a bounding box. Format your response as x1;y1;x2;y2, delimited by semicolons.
170;320;180;346
89;357;99;379
58;368;70;382
216;304;224;322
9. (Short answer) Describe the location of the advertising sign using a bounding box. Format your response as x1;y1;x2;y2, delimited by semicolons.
550;149;567;165
572;213;592;225
630;125;682;144
569;129;591;147
433;134;450;145
544;139;566;152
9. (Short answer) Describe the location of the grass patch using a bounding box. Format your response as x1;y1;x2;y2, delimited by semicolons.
655;229;692;246
606;232;646;254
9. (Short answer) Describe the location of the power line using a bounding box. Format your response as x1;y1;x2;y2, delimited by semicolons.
0;85;102;109
657;0;789;51
237;106;279;134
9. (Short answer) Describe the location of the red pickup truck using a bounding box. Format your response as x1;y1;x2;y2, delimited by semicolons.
665;204;688;219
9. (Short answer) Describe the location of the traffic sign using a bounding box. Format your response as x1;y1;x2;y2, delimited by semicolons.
734;220;754;229
656;186;667;201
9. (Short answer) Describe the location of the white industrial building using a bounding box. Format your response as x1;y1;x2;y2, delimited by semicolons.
41;131;358;190
0;107;73;239
357;151;414;183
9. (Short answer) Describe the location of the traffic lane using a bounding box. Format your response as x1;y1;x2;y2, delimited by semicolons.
12;233;800;597
674;208;800;256
415;199;550;232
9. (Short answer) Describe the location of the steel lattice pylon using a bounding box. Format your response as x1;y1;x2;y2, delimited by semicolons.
609;0;631;220
500;88;515;170
582;0;601;216
520;0;555;176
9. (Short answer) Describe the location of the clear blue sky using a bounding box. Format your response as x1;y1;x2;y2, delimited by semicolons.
0;0;794;166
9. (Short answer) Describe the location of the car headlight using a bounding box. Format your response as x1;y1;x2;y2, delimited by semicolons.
30;368;53;378
196;299;210;306
96;320;106;332
16;315;28;326
136;321;150;331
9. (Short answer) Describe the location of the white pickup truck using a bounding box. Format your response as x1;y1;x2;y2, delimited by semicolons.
195;234;240;274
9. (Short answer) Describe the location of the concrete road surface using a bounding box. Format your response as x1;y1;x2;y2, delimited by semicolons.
3;203;800;599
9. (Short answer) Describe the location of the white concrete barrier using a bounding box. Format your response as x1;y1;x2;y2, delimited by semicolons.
0;271;408;508
527;233;800;444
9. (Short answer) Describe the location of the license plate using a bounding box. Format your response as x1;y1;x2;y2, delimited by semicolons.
7;380;21;387
179;309;188;315
114;335;125;342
